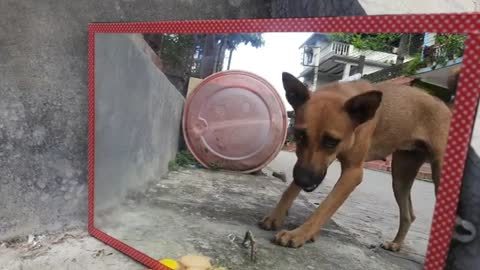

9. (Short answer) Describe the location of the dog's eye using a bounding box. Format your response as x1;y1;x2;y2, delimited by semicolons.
322;135;340;149
294;130;307;143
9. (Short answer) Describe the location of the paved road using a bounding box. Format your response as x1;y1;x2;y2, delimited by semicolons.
266;151;436;263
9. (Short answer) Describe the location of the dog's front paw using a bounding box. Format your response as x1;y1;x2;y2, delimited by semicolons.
259;214;284;231
381;241;402;252
274;229;315;248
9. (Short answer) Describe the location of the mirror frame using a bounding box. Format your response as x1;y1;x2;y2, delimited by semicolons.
88;13;480;270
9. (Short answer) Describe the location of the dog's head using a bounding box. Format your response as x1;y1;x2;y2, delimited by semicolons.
282;72;382;192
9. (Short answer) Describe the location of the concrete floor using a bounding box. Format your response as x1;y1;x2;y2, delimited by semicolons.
0;229;143;270
92;163;424;270
0;151;433;269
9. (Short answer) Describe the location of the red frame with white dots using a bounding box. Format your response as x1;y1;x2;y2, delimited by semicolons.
88;13;480;270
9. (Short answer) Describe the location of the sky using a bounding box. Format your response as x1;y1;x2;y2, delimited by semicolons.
223;32;313;112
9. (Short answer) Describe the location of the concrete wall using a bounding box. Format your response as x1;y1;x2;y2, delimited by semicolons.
0;0;270;241
271;0;367;17
358;0;476;14
94;34;184;212
271;0;476;18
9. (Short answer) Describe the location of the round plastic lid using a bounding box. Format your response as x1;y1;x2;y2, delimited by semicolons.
182;70;288;173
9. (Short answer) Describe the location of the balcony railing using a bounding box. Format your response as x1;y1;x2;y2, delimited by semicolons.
302;42;398;66
316;42;351;62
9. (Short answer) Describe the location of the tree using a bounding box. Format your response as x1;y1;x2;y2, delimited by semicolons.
434;34;467;64
329;33;402;53
144;33;266;93
217;33;265;70
197;33;265;78
402;34;466;76
144;33;197;96
211;33;265;73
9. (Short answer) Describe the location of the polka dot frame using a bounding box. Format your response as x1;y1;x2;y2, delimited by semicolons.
87;13;480;270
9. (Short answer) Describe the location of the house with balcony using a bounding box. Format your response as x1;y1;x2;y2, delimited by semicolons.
298;33;400;91
362;32;464;104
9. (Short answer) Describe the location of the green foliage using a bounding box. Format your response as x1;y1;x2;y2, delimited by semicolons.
219;33;265;51
168;150;199;171
208;161;223;171
167;150;225;171
330;33;401;52
402;54;424;76
160;34;196;72
401;34;465;75
153;33;265;80
434;34;466;65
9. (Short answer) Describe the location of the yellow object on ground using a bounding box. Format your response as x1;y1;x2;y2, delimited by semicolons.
160;258;179;269
149;255;226;270
179;255;212;269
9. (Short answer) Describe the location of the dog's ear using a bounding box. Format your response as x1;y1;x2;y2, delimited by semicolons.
344;91;383;125
282;72;310;111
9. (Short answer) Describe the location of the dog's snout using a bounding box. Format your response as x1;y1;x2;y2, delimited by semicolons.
293;166;315;186
293;165;326;192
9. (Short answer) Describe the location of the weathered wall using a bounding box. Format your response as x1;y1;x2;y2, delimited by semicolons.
358;0;476;15
271;0;476;18
94;34;184;212
271;0;367;18
0;0;270;241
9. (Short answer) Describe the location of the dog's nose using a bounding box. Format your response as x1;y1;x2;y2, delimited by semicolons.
293;164;327;192
293;165;323;192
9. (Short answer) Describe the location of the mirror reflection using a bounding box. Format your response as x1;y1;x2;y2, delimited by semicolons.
94;32;466;269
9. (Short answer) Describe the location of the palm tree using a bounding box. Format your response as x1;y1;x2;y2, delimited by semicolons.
202;34;265;76
222;33;265;71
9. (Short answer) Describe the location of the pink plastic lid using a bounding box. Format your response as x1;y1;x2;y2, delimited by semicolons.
182;70;288;173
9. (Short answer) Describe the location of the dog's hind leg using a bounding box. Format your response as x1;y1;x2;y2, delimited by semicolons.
259;182;302;231
382;150;426;252
408;194;415;225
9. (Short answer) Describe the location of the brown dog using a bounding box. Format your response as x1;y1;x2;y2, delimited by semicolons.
259;72;452;252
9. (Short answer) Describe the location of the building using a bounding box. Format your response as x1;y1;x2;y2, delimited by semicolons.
298;33;400;91
363;33;464;104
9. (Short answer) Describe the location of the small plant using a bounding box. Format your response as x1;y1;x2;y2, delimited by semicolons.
208;161;223;171
402;54;424;76
168;160;179;171
168;150;199;171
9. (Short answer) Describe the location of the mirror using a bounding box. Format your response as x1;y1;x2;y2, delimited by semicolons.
93;31;466;269
446;95;480;270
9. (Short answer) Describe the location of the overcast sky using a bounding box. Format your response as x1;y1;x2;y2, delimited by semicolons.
224;32;313;112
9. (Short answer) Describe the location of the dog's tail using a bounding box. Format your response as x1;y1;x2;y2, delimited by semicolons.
447;66;461;92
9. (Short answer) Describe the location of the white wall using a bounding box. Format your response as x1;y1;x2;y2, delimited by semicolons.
359;0;477;14
362;65;384;75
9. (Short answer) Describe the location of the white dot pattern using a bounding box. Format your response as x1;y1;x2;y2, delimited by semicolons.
87;13;480;270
